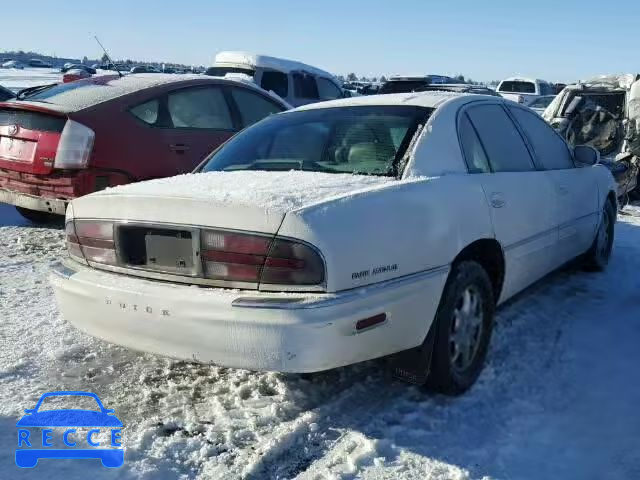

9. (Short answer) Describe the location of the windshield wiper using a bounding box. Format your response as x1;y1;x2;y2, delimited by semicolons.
16;83;58;100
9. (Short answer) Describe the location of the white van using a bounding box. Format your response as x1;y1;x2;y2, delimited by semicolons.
496;76;555;106
206;51;345;107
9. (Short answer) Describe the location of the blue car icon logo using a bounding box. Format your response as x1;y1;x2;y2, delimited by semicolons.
16;391;123;468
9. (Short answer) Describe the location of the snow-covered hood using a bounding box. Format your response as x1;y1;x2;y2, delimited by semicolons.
71;171;396;233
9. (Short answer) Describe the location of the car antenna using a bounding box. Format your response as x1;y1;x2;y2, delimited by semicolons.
94;36;123;77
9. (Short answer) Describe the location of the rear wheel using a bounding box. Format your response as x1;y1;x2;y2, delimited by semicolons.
583;199;615;271
427;261;495;395
15;207;62;224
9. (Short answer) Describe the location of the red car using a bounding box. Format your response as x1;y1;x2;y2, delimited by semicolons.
0;74;289;222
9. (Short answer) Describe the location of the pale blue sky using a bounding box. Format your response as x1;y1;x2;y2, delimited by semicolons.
1;0;638;82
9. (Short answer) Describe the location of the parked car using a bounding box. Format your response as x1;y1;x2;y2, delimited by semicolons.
51;93;616;395
543;74;640;199
496;77;555;106
62;68;92;83
205;51;345;107
0;74;290;222
27;58;53;68
1;60;24;69
130;65;159;74
0;85;15;101
415;84;501;96
61;64;97;75
379;75;465;94
528;95;556;115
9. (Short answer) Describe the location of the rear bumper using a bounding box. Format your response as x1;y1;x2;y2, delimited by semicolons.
0;188;67;214
50;259;449;373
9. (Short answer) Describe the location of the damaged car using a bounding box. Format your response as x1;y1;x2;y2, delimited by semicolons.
50;93;617;395
543;74;640;199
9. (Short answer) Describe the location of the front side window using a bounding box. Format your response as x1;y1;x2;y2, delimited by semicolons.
466;104;534;172
230;87;284;128
510;107;574;170
201;106;432;177
317;78;343;100
130;99;160;125
260;71;288;98
167;87;233;129
498;81;536;94
293;73;319;99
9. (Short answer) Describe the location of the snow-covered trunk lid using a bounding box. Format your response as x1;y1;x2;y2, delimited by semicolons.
71;171;396;233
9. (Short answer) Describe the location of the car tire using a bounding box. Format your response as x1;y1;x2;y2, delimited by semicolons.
15;207;62;225
426;260;495;395
583;199;615;271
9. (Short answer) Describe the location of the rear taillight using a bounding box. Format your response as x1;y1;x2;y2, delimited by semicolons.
517;95;525;104
201;229;324;286
54;120;95;169
66;220;116;265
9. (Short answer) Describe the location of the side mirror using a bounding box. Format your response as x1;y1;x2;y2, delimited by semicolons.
574;145;600;166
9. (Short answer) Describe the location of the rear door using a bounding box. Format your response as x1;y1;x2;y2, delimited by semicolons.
161;85;237;173
508;106;599;262
461;103;558;300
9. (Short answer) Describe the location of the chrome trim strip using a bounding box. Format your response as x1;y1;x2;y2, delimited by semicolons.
232;265;450;310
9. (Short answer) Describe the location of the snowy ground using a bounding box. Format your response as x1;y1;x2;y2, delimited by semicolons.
0;67;116;92
1;201;640;479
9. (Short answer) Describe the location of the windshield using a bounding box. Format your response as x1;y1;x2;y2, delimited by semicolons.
205;66;255;77
201;105;432;177
498;81;536;93
379;80;429;94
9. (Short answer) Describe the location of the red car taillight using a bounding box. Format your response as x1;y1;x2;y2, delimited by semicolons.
66;220;116;265
54;120;95;169
201;229;324;286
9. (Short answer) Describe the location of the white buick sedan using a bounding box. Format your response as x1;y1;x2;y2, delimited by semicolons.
51;92;616;394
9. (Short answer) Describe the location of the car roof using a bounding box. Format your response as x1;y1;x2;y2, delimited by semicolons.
5;73;288;113
213;51;336;79
292;91;485;112
500;76;547;84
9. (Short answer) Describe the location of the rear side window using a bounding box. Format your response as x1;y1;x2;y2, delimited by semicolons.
293;73;319;100
458;114;491;173
230;88;284;128
260;71;288;98
167;87;233;129
466;104;534;172
498;81;536;94
509;107;574;170
130;99;159;125
317;78;342;100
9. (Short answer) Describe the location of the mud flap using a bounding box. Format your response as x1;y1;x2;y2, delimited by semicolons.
387;322;437;385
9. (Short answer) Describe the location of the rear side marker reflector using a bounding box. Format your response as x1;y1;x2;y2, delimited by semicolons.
355;313;387;332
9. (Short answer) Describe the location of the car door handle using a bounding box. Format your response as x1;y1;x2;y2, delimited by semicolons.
490;192;505;208
557;186;569;196
169;143;189;153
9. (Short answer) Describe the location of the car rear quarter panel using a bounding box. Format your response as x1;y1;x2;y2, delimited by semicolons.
278;175;494;293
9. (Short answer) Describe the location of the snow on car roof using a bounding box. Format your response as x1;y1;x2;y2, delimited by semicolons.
293;91;471;112
579;73;639;90
214;51;336;79
5;73;286;113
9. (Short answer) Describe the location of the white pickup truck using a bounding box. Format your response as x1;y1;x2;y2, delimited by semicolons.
497;77;555;106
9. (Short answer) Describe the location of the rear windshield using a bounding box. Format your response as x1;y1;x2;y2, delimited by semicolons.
201;105;432;177
498;81;536;94
379;80;429;94
205;66;255;77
